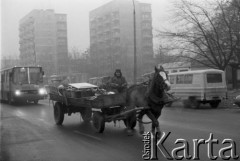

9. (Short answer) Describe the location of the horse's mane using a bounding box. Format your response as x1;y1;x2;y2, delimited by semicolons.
148;71;166;99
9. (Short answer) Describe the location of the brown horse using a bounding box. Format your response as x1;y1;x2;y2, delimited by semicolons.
125;66;171;135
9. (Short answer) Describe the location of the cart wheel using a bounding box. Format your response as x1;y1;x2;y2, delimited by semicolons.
80;108;92;122
54;102;64;125
92;112;105;133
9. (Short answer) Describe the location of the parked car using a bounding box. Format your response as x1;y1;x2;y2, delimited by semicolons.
233;95;240;107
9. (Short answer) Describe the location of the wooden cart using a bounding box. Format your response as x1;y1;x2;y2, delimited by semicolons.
49;83;142;133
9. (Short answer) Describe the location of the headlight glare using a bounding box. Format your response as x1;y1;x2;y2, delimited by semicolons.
15;90;21;96
39;88;46;95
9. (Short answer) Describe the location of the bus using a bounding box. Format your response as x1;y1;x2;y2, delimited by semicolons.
0;66;47;104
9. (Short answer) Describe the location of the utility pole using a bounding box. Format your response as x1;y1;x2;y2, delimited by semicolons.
31;17;36;66
132;0;137;84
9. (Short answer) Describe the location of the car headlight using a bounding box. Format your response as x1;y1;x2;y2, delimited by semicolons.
15;90;21;96
39;88;47;95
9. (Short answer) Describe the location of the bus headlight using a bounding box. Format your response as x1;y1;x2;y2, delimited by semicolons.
15;90;21;96
39;88;47;95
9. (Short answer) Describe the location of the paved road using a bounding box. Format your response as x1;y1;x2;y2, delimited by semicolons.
1;100;240;161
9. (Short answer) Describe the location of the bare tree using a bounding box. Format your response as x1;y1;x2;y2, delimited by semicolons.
154;44;180;64
157;0;240;70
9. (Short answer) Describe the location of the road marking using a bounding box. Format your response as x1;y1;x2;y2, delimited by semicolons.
37;118;52;126
15;110;25;117
73;130;102;141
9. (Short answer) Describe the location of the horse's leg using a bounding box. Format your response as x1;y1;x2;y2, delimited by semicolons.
146;110;159;134
137;109;145;134
154;112;162;139
126;105;135;136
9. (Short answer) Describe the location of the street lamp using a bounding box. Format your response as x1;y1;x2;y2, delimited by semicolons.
132;0;137;84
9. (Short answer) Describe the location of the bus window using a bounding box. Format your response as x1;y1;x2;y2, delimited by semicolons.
207;73;222;83
14;68;28;84
29;68;43;84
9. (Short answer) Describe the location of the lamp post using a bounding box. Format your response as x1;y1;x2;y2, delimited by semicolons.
30;17;36;66
132;0;137;84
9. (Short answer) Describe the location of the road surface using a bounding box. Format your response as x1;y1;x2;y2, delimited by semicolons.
1;100;240;161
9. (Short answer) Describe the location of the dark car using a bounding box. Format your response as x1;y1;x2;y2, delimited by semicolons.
233;95;240;107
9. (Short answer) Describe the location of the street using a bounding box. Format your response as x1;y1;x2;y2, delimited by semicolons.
1;100;240;161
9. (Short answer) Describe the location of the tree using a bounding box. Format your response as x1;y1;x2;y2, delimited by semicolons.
154;44;179;64
157;0;240;70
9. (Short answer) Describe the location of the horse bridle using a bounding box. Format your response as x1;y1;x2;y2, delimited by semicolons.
159;71;171;89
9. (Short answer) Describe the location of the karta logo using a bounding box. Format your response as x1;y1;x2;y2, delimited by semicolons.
142;132;239;160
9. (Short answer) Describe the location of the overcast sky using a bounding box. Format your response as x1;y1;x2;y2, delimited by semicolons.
1;0;174;58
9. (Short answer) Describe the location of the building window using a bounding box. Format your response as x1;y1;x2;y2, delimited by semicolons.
142;13;151;19
142;22;151;27
141;6;151;12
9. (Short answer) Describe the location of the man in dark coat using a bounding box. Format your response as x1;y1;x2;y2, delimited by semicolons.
109;69;127;93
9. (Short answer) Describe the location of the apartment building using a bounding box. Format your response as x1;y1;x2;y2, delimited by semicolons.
19;9;68;76
89;0;154;80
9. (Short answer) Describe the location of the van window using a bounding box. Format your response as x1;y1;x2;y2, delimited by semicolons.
176;74;193;84
172;70;178;73
207;73;222;83
176;75;184;84
169;76;175;84
179;69;188;72
185;74;193;84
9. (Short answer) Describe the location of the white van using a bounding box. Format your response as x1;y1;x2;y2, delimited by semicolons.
168;69;227;108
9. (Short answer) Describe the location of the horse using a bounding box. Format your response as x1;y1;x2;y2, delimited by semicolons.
125;66;171;135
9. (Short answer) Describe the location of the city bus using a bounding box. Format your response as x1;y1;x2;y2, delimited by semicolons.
0;66;47;104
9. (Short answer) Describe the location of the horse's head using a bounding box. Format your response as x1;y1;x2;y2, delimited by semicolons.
154;66;171;91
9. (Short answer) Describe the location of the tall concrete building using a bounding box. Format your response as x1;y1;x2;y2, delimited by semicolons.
19;9;68;76
89;0;154;80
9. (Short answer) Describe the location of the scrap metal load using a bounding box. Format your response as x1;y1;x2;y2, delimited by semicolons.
49;83;126;109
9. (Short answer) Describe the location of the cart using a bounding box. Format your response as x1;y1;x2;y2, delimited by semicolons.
49;83;142;133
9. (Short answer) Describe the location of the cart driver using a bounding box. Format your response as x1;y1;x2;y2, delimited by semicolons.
108;69;127;93
58;76;71;105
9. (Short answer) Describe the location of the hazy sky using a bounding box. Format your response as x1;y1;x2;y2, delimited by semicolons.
1;0;173;58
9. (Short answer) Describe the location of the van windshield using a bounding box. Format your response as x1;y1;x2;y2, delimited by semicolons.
207;73;222;83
